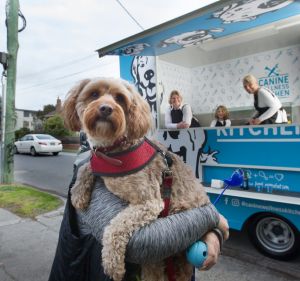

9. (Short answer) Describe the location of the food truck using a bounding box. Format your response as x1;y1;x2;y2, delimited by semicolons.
96;0;300;260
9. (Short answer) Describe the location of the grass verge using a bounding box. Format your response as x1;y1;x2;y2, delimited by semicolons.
63;148;78;153
0;185;63;218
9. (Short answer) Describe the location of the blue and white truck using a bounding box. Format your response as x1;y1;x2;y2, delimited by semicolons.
96;0;300;260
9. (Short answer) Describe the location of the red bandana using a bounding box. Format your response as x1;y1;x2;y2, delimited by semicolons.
90;139;157;177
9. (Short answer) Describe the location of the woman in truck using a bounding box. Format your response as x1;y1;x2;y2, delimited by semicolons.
165;90;192;129
165;90;200;129
242;74;288;125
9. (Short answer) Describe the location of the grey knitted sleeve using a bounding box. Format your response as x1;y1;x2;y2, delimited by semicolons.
77;178;220;264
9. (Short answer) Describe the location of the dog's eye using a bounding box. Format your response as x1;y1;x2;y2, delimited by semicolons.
115;94;125;104
90;91;99;99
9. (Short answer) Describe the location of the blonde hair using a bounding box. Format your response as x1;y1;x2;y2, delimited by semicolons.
168;90;182;105
243;74;257;86
215;105;229;120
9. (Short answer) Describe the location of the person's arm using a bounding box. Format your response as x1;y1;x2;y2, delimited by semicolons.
165;107;178;129
256;88;281;122
210;120;217;127
182;104;193;126
127;203;220;263
77;183;221;264
225;119;231;127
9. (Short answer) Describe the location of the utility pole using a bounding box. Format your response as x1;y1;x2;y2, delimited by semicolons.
2;0;19;183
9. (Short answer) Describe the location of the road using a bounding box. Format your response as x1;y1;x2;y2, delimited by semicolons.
12;152;300;280
14;152;77;196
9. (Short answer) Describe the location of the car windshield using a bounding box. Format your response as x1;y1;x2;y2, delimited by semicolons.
35;134;55;140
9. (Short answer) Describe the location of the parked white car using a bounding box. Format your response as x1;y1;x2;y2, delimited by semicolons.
14;134;63;156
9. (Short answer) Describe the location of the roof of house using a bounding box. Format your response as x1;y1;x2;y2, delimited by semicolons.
15;108;38;113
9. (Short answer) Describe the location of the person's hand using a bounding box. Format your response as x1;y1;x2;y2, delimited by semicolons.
249;118;255;125
252;118;262;125
249;118;261;125
218;214;229;241
198;231;221;271
176;122;190;129
197;213;229;270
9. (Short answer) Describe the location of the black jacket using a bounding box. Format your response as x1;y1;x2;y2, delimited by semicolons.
48;163;140;281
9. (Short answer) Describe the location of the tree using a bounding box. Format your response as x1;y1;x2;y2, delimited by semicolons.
43;114;70;137
15;127;31;140
36;104;55;120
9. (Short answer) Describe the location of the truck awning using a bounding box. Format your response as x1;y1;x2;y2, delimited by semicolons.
96;0;300;57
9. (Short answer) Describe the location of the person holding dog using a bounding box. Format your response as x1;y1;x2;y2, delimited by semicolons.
49;78;228;281
49;160;229;281
242;74;288;125
165;90;193;129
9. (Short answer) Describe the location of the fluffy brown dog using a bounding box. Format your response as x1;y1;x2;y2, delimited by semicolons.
63;77;211;281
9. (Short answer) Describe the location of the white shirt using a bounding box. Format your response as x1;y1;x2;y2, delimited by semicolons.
254;87;287;123
165;104;193;129
210;119;231;127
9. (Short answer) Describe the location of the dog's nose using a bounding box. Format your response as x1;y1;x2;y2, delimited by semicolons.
144;69;154;81
99;104;113;117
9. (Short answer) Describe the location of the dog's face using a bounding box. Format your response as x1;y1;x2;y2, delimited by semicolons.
63;78;153;147
132;56;156;98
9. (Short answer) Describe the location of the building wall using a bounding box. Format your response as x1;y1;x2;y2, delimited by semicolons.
158;44;300;118
15;109;37;131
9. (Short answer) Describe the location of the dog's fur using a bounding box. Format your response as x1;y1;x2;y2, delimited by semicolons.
63;77;210;281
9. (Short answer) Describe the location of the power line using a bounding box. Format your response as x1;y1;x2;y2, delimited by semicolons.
115;0;144;31
18;60;116;92
18;54;96;80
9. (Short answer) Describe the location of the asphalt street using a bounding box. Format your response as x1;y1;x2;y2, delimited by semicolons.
13;152;77;196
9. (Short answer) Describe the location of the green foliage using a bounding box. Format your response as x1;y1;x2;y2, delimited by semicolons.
36;104;55;120
43;114;70;137
15;127;31;140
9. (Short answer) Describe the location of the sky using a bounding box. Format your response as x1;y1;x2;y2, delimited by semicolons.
0;0;217;111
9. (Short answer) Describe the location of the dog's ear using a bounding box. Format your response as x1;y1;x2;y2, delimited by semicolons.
126;84;153;140
63;79;90;131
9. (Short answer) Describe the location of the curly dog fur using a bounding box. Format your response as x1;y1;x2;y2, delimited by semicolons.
63;77;210;281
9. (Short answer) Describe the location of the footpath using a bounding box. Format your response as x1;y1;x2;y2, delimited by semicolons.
1;201;300;281
0;203;65;281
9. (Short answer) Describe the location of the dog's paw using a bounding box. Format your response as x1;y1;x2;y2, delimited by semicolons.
71;194;89;210
102;254;126;281
109;268;126;281
70;184;91;210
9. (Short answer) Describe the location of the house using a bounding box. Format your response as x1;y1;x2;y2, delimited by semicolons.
15;108;38;131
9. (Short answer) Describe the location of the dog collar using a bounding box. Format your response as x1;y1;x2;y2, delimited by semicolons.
93;136;127;153
90;138;157;177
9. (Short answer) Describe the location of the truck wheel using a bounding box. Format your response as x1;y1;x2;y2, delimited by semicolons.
248;213;299;260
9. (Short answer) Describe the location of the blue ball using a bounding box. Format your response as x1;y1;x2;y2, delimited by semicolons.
186;241;208;267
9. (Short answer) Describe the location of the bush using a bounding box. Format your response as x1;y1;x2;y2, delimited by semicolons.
15;127;31;140
43;115;71;137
